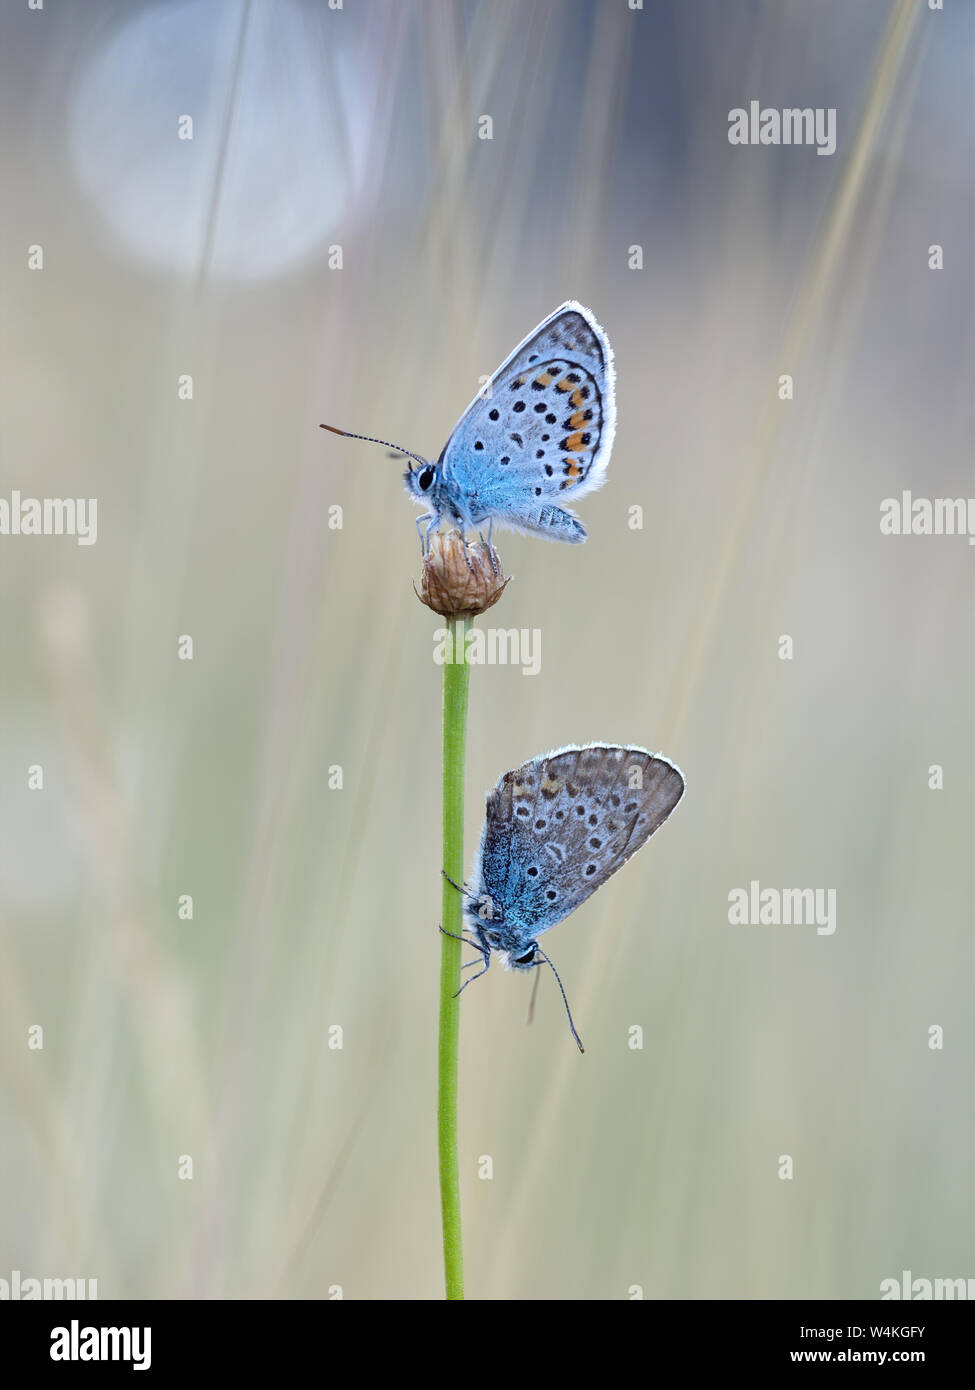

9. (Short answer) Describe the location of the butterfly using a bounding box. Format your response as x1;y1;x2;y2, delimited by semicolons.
322;301;615;548
443;743;685;1051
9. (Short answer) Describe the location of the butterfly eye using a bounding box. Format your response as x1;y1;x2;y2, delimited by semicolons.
514;948;536;966
417;467;434;492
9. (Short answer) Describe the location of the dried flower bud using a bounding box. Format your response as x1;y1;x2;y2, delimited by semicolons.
415;529;510;618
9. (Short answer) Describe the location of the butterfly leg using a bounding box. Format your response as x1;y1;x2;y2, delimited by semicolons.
454;953;490;996
438;923;482;950
415;513;432;552
476;519;498;573
424;513;442;553
441;869;476;901
438;923;490;995
486;518;499;574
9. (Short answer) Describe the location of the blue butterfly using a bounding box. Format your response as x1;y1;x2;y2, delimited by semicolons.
444;743;685;1051
322;301;616;547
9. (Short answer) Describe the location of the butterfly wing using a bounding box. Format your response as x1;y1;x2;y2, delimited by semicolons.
439;302;616;539
474;743;684;939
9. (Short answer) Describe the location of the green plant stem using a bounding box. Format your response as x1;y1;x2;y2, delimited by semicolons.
439;615;469;1300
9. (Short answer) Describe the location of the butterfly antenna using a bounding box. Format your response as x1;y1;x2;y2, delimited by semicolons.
320;423;427;473
536;948;585;1053
526;964;541;1026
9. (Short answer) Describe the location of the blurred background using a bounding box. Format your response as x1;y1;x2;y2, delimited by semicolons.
0;0;971;1300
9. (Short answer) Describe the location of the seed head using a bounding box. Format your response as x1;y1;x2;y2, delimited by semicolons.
415;529;510;618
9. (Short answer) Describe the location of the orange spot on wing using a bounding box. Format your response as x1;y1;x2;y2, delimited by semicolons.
564;459;582;481
565;432;585;453
570;388;585;407
568;411;586;429
534;372;553;387
556;377;573;392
